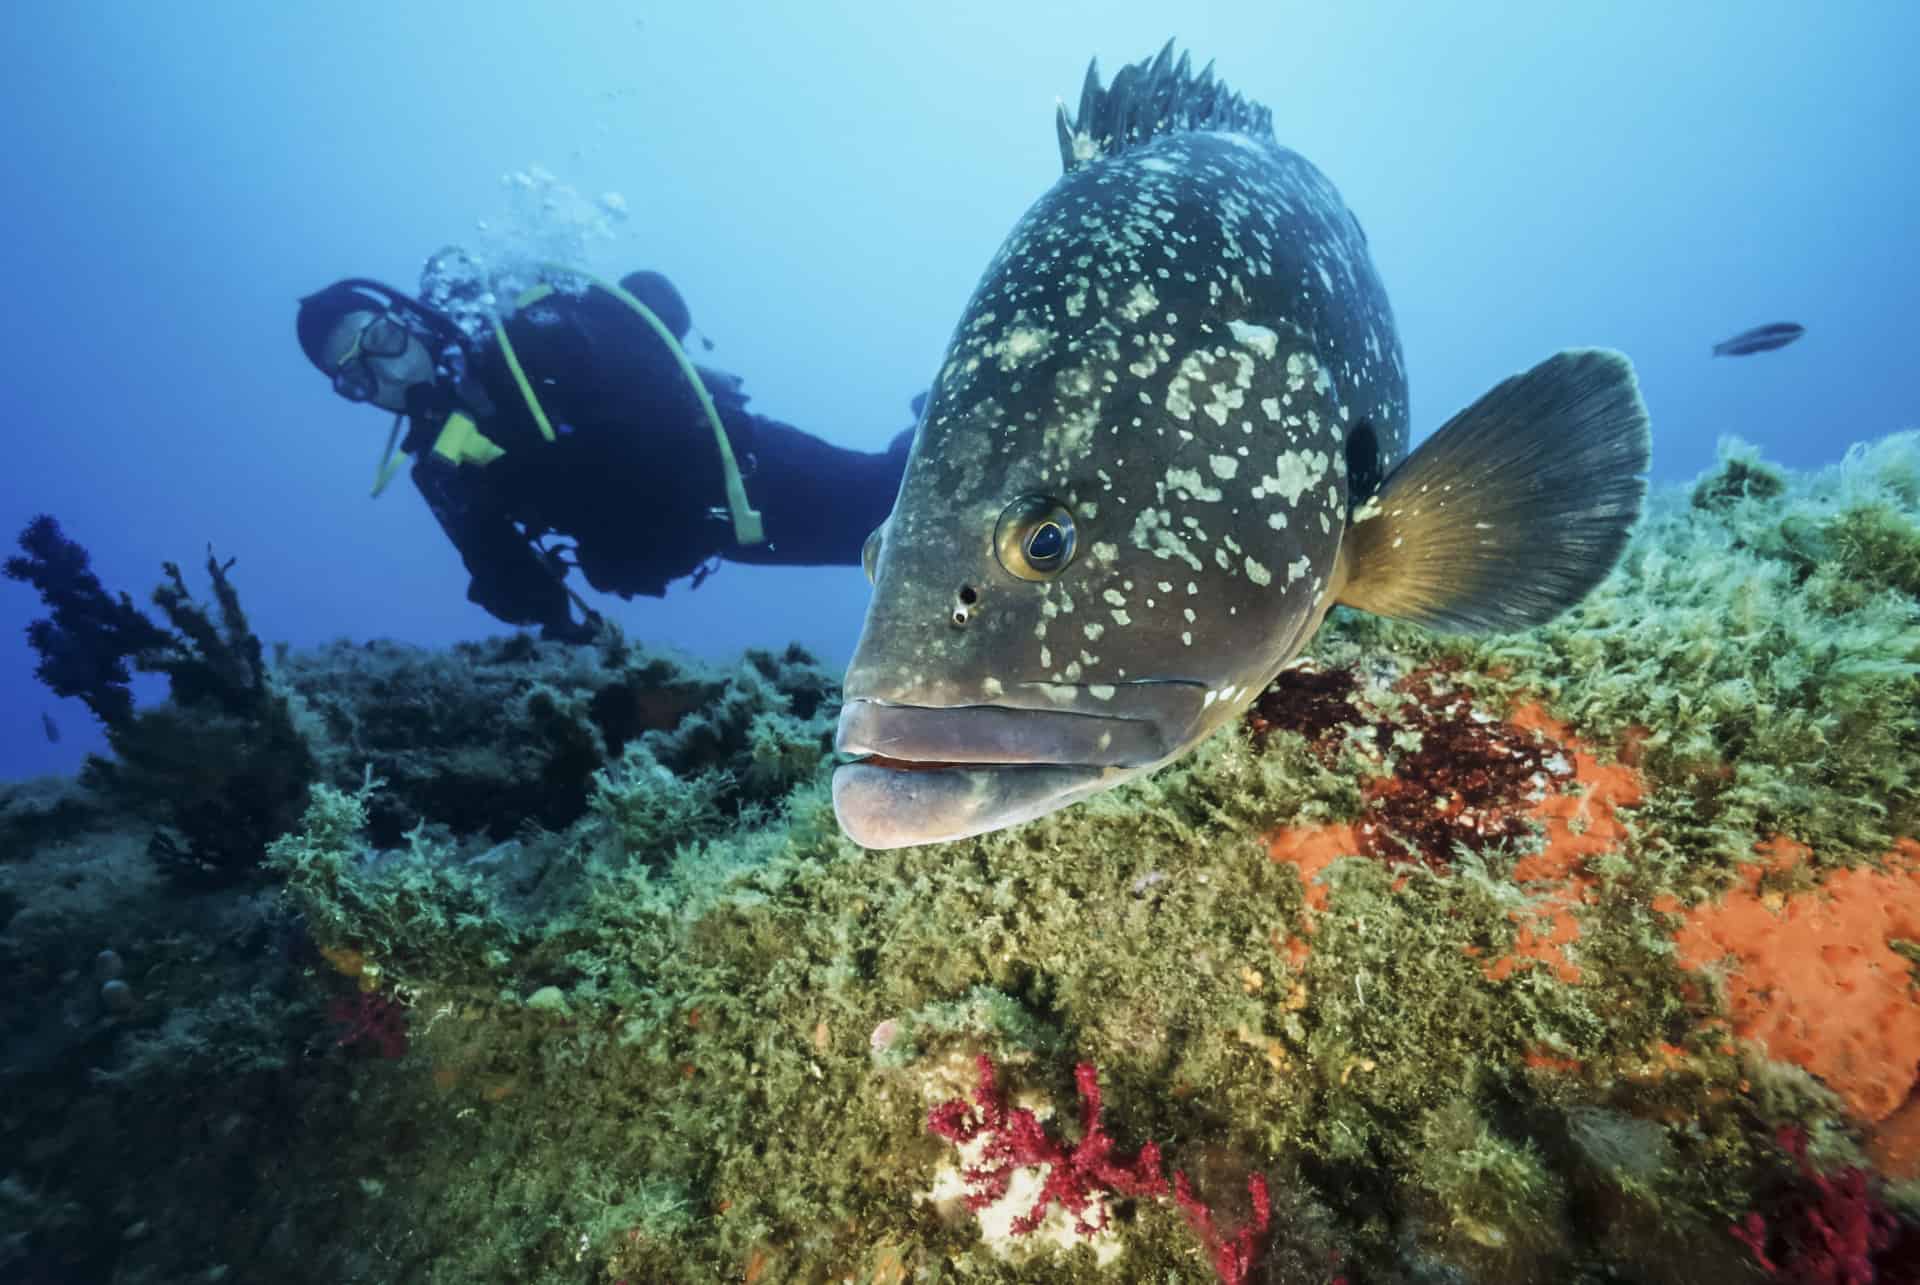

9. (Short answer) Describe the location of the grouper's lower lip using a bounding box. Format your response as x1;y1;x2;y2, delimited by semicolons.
831;699;1174;849
832;761;1114;849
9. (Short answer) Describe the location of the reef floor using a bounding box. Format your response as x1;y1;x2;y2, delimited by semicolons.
4;435;1920;1284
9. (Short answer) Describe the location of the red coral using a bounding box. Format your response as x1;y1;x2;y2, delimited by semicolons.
1731;1127;1920;1284
1174;1168;1272;1285
328;990;410;1059
928;1057;1280;1282
928;1055;1166;1236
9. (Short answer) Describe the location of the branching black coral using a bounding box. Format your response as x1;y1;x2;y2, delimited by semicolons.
5;516;316;885
4;514;171;727
151;552;269;716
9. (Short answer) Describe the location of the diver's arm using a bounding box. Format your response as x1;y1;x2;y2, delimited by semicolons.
410;456;574;632
723;418;910;567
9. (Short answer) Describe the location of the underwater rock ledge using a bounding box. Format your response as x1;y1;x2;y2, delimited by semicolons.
3;432;1920;1283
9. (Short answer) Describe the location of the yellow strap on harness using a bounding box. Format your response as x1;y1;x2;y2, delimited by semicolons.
492;298;558;444
528;266;765;546
371;270;765;548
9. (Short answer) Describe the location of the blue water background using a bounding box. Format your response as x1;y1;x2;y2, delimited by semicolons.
2;2;1914;781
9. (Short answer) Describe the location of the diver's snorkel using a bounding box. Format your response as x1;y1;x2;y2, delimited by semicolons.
370;413;407;497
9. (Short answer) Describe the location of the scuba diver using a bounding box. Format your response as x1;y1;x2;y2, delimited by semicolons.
296;254;914;642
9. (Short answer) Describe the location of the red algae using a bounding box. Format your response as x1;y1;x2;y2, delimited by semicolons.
1254;671;1639;987
1251;666;1574;871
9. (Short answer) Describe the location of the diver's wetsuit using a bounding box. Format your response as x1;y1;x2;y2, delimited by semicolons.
401;281;910;638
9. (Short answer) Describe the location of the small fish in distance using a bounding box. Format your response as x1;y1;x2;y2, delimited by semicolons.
1713;323;1804;357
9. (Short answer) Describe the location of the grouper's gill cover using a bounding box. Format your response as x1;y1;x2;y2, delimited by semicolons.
835;42;1650;850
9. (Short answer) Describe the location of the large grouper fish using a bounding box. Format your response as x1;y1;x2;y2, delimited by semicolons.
834;42;1650;849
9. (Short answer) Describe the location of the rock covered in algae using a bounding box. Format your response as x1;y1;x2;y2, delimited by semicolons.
3;434;1920;1283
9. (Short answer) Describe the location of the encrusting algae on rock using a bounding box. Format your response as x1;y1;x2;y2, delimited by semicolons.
1670;838;1920;1131
4;434;1920;1282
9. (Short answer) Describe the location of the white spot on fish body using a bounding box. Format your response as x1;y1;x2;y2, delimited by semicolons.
1253;449;1328;505
1227;319;1279;359
1166;466;1222;502
1284;351;1311;391
1119;282;1157;322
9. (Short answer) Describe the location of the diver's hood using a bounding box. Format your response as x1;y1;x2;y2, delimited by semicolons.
298;278;473;375
333;278;471;352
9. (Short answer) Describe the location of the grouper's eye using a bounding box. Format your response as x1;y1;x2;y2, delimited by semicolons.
994;495;1078;581
861;526;883;584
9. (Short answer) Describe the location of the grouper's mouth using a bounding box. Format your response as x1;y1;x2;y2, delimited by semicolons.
831;697;1183;849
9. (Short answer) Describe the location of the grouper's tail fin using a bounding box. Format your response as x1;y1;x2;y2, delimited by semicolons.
1336;348;1651;634
1056;39;1274;174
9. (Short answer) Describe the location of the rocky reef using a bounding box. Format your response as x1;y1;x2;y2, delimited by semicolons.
4;434;1920;1284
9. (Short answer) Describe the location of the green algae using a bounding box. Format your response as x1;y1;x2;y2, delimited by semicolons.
1456;434;1920;874
5;434;1920;1283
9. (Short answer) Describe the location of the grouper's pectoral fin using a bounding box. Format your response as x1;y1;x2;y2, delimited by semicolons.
1337;348;1651;633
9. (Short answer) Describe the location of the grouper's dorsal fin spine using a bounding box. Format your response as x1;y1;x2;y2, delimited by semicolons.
1055;37;1276;174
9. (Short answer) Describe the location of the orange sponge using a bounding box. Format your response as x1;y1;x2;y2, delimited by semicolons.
1672;839;1920;1124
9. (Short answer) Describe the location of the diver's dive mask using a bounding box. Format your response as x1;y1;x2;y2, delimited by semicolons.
329;313;413;403
319;278;475;402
